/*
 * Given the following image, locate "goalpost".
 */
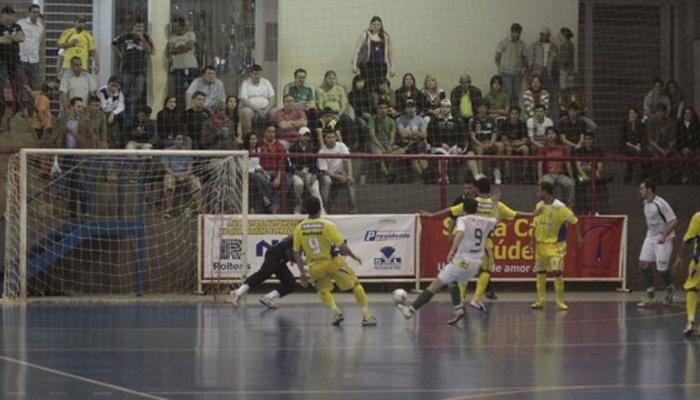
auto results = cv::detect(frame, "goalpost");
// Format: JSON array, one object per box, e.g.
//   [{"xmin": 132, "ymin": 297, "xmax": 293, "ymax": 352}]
[{"xmin": 3, "ymin": 148, "xmax": 249, "ymax": 300}]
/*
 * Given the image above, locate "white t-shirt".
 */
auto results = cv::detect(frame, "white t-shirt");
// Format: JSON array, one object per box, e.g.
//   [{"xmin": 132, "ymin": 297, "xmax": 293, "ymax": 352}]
[
  {"xmin": 317, "ymin": 142, "xmax": 350, "ymax": 174},
  {"xmin": 239, "ymin": 78, "xmax": 275, "ymax": 109},
  {"xmin": 169, "ymin": 31, "xmax": 198, "ymax": 70},
  {"xmin": 527, "ymin": 117, "xmax": 554, "ymax": 143},
  {"xmin": 17, "ymin": 17, "xmax": 44, "ymax": 63},
  {"xmin": 644, "ymin": 195, "xmax": 676, "ymax": 240},
  {"xmin": 453, "ymin": 214, "xmax": 498, "ymax": 261}
]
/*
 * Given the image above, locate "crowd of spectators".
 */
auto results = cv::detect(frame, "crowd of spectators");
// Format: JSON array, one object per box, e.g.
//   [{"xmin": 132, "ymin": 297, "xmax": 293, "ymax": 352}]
[{"xmin": 1, "ymin": 7, "xmax": 696, "ymax": 215}]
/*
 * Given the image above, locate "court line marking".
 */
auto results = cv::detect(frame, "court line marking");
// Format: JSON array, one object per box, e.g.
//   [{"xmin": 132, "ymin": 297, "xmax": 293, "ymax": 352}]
[
  {"xmin": 441, "ymin": 382, "xmax": 700, "ymax": 400},
  {"xmin": 0, "ymin": 355, "xmax": 169, "ymax": 400}
]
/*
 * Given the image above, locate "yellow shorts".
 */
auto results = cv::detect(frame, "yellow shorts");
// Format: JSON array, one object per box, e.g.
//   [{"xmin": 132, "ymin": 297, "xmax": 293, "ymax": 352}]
[
  {"xmin": 535, "ymin": 242, "xmax": 566, "ymax": 272},
  {"xmin": 308, "ymin": 257, "xmax": 358, "ymax": 292},
  {"xmin": 683, "ymin": 261, "xmax": 700, "ymax": 291}
]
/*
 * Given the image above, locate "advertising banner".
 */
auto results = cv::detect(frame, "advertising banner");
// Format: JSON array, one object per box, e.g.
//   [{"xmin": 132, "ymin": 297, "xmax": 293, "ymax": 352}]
[
  {"xmin": 200, "ymin": 214, "xmax": 417, "ymax": 281},
  {"xmin": 420, "ymin": 216, "xmax": 625, "ymax": 280}
]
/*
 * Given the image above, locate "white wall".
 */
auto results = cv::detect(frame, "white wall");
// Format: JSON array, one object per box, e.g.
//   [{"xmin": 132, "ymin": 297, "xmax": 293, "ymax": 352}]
[{"xmin": 278, "ymin": 0, "xmax": 578, "ymax": 93}]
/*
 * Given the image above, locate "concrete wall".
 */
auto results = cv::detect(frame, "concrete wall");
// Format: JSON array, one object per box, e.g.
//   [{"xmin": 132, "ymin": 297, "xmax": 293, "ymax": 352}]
[{"xmin": 277, "ymin": 0, "xmax": 578, "ymax": 95}]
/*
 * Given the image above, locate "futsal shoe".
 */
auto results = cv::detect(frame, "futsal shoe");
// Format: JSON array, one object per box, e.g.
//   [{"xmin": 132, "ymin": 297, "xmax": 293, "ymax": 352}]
[
  {"xmin": 469, "ymin": 300, "xmax": 487, "ymax": 312},
  {"xmin": 636, "ymin": 299, "xmax": 655, "ymax": 308},
  {"xmin": 683, "ymin": 322, "xmax": 697, "ymax": 338},
  {"xmin": 556, "ymin": 301, "xmax": 569, "ymax": 311},
  {"xmin": 230, "ymin": 290, "xmax": 243, "ymax": 308},
  {"xmin": 485, "ymin": 289, "xmax": 498, "ymax": 300},
  {"xmin": 664, "ymin": 285, "xmax": 676, "ymax": 305},
  {"xmin": 361, "ymin": 314, "xmax": 378, "ymax": 327},
  {"xmin": 331, "ymin": 312, "xmax": 345, "ymax": 326},
  {"xmin": 447, "ymin": 305, "xmax": 465, "ymax": 325},
  {"xmin": 530, "ymin": 300, "xmax": 545, "ymax": 309},
  {"xmin": 258, "ymin": 296, "xmax": 279, "ymax": 310},
  {"xmin": 397, "ymin": 304, "xmax": 416, "ymax": 320}
]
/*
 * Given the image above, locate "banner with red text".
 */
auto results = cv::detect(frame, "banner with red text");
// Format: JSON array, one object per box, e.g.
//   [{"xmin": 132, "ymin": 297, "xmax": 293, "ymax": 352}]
[{"xmin": 419, "ymin": 216, "xmax": 626, "ymax": 281}]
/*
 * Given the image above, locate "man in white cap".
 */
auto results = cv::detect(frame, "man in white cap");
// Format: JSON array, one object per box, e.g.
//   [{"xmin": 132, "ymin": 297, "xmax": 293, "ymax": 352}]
[
  {"xmin": 529, "ymin": 27, "xmax": 558, "ymax": 91},
  {"xmin": 288, "ymin": 126, "xmax": 324, "ymax": 214}
]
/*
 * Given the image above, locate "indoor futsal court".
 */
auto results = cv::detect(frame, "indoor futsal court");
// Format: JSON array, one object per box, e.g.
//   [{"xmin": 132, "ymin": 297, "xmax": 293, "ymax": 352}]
[{"xmin": 1, "ymin": 293, "xmax": 697, "ymax": 399}]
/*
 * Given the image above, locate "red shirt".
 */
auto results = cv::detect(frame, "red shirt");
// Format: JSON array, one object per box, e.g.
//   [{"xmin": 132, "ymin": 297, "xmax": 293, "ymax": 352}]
[
  {"xmin": 257, "ymin": 139, "xmax": 287, "ymax": 171},
  {"xmin": 273, "ymin": 107, "xmax": 307, "ymax": 142},
  {"xmin": 538, "ymin": 144, "xmax": 569, "ymax": 175}
]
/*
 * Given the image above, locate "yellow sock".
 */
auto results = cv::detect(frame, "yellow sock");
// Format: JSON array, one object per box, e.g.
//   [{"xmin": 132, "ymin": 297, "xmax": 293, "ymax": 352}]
[
  {"xmin": 688, "ymin": 290, "xmax": 698, "ymax": 323},
  {"xmin": 554, "ymin": 276, "xmax": 565, "ymax": 302},
  {"xmin": 352, "ymin": 284, "xmax": 368, "ymax": 308},
  {"xmin": 459, "ymin": 282, "xmax": 467, "ymax": 301},
  {"xmin": 472, "ymin": 272, "xmax": 490, "ymax": 302},
  {"xmin": 536, "ymin": 272, "xmax": 547, "ymax": 301},
  {"xmin": 319, "ymin": 290, "xmax": 340, "ymax": 314}
]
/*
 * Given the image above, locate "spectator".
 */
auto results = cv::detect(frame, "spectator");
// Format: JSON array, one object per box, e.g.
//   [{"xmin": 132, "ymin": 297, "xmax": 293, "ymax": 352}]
[
  {"xmin": 642, "ymin": 78, "xmax": 671, "ymax": 121},
  {"xmin": 167, "ymin": 17, "xmax": 197, "ymax": 98},
  {"xmin": 619, "ymin": 107, "xmax": 649, "ymax": 183},
  {"xmin": 395, "ymin": 72, "xmax": 421, "ymax": 114},
  {"xmin": 316, "ymin": 70, "xmax": 356, "ymax": 148},
  {"xmin": 557, "ymin": 27, "xmax": 575, "ymax": 90},
  {"xmin": 17, "ymin": 4, "xmax": 43, "ymax": 114},
  {"xmin": 396, "ymin": 99, "xmax": 428, "ymax": 178},
  {"xmin": 574, "ymin": 132, "xmax": 606, "ymax": 214},
  {"xmin": 318, "ymin": 131, "xmax": 357, "ymax": 213},
  {"xmin": 495, "ymin": 23, "xmax": 528, "ymax": 106},
  {"xmin": 469, "ymin": 101, "xmax": 500, "ymax": 183},
  {"xmin": 273, "ymin": 93, "xmax": 308, "ymax": 148},
  {"xmin": 79, "ymin": 96, "xmax": 108, "ymax": 149},
  {"xmin": 529, "ymin": 27, "xmax": 558, "ymax": 90},
  {"xmin": 26, "ymin": 81, "xmax": 56, "ymax": 140},
  {"xmin": 224, "ymin": 95, "xmax": 242, "ymax": 148},
  {"xmin": 258, "ymin": 124, "xmax": 290, "ymax": 213},
  {"xmin": 156, "ymin": 94, "xmax": 183, "ymax": 149},
  {"xmin": 288, "ymin": 127, "xmax": 323, "ymax": 214},
  {"xmin": 559, "ymin": 73, "xmax": 597, "ymax": 133},
  {"xmin": 183, "ymin": 91, "xmax": 211, "ymax": 149},
  {"xmin": 243, "ymin": 132, "xmax": 273, "ymax": 213},
  {"xmin": 368, "ymin": 101, "xmax": 398, "ymax": 182},
  {"xmin": 450, "ymin": 74, "xmax": 483, "ymax": 126},
  {"xmin": 112, "ymin": 16, "xmax": 153, "ymax": 121},
  {"xmin": 420, "ymin": 74, "xmax": 446, "ymax": 122},
  {"xmin": 497, "ymin": 105, "xmax": 530, "ymax": 181},
  {"xmin": 484, "ymin": 75, "xmax": 509, "ymax": 118},
  {"xmin": 347, "ymin": 75, "xmax": 373, "ymax": 150},
  {"xmin": 283, "ymin": 68, "xmax": 316, "ymax": 113},
  {"xmin": 43, "ymin": 97, "xmax": 82, "ymax": 149},
  {"xmin": 201, "ymin": 102, "xmax": 237, "ymax": 150},
  {"xmin": 125, "ymin": 106, "xmax": 156, "ymax": 150},
  {"xmin": 537, "ymin": 127, "xmax": 574, "ymax": 206},
  {"xmin": 162, "ymin": 133, "xmax": 202, "ymax": 218},
  {"xmin": 59, "ymin": 56, "xmax": 97, "ymax": 111},
  {"xmin": 527, "ymin": 104, "xmax": 554, "ymax": 149},
  {"xmin": 675, "ymin": 106, "xmax": 700, "ymax": 183},
  {"xmin": 351, "ymin": 15, "xmax": 394, "ymax": 90},
  {"xmin": 239, "ymin": 64, "xmax": 275, "ymax": 134},
  {"xmin": 522, "ymin": 76, "xmax": 550, "ymax": 119},
  {"xmin": 557, "ymin": 103, "xmax": 588, "ymax": 150},
  {"xmin": 186, "ymin": 65, "xmax": 226, "ymax": 111},
  {"xmin": 666, "ymin": 79, "xmax": 685, "ymax": 119},
  {"xmin": 647, "ymin": 103, "xmax": 677, "ymax": 159},
  {"xmin": 315, "ymin": 107, "xmax": 342, "ymax": 148},
  {"xmin": 427, "ymin": 99, "xmax": 473, "ymax": 183},
  {"xmin": 372, "ymin": 78, "xmax": 397, "ymax": 117},
  {"xmin": 0, "ymin": 6, "xmax": 23, "ymax": 126},
  {"xmin": 96, "ymin": 75, "xmax": 125, "ymax": 147},
  {"xmin": 57, "ymin": 16, "xmax": 97, "ymax": 76}
]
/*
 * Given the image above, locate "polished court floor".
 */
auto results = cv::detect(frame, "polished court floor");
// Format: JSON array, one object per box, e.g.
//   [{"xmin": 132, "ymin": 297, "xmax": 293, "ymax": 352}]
[{"xmin": 0, "ymin": 293, "xmax": 698, "ymax": 399}]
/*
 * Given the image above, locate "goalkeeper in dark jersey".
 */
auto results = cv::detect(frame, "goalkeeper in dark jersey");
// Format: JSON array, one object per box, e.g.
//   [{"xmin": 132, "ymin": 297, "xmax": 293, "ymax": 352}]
[{"xmin": 229, "ymin": 235, "xmax": 303, "ymax": 309}]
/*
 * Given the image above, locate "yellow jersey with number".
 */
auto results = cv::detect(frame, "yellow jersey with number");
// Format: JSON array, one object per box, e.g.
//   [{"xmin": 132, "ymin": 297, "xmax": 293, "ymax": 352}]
[
  {"xmin": 534, "ymin": 199, "xmax": 578, "ymax": 244},
  {"xmin": 293, "ymin": 217, "xmax": 344, "ymax": 266},
  {"xmin": 449, "ymin": 196, "xmax": 517, "ymax": 221}
]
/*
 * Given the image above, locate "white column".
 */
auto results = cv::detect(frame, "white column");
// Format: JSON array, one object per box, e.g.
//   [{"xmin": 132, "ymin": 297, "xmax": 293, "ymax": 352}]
[
  {"xmin": 92, "ymin": 0, "xmax": 113, "ymax": 86},
  {"xmin": 149, "ymin": 0, "xmax": 171, "ymax": 113}
]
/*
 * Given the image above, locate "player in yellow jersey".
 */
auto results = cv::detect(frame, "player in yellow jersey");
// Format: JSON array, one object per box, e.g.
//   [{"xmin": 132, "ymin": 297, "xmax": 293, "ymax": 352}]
[
  {"xmin": 673, "ymin": 211, "xmax": 700, "ymax": 337},
  {"xmin": 292, "ymin": 196, "xmax": 376, "ymax": 326},
  {"xmin": 528, "ymin": 181, "xmax": 584, "ymax": 310},
  {"xmin": 421, "ymin": 177, "xmax": 535, "ymax": 314}
]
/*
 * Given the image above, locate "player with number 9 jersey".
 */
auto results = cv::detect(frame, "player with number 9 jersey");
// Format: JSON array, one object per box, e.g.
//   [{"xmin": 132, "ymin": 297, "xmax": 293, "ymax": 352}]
[{"xmin": 292, "ymin": 218, "xmax": 344, "ymax": 267}]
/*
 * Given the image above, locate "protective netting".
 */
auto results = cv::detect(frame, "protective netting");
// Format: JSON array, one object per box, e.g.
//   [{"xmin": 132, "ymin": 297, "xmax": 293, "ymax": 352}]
[{"xmin": 3, "ymin": 149, "xmax": 248, "ymax": 299}]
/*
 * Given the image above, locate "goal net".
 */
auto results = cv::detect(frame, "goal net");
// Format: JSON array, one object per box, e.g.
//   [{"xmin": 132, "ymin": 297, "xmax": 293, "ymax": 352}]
[{"xmin": 3, "ymin": 149, "xmax": 248, "ymax": 300}]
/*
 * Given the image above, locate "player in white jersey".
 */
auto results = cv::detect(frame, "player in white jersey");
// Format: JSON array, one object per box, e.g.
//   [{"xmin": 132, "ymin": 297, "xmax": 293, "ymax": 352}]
[
  {"xmin": 397, "ymin": 198, "xmax": 498, "ymax": 324},
  {"xmin": 638, "ymin": 179, "xmax": 678, "ymax": 307}
]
